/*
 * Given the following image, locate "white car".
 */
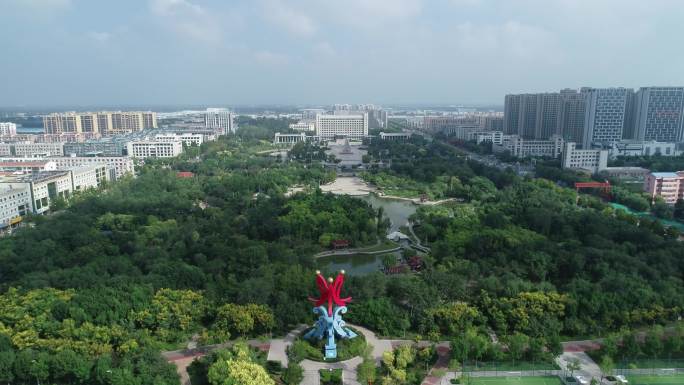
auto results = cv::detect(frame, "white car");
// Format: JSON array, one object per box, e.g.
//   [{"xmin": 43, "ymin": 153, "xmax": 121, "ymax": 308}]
[
  {"xmin": 615, "ymin": 375, "xmax": 628, "ymax": 384},
  {"xmin": 575, "ymin": 376, "xmax": 589, "ymax": 385}
]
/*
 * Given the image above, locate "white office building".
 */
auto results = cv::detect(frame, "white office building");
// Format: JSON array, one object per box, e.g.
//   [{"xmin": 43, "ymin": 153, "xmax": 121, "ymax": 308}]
[
  {"xmin": 0, "ymin": 122, "xmax": 17, "ymax": 136},
  {"xmin": 0, "ymin": 186, "xmax": 31, "ymax": 231},
  {"xmin": 316, "ymin": 114, "xmax": 368, "ymax": 141},
  {"xmin": 0, "ymin": 171, "xmax": 73, "ymax": 214},
  {"xmin": 205, "ymin": 108, "xmax": 235, "ymax": 135},
  {"xmin": 562, "ymin": 142, "xmax": 608, "ymax": 173},
  {"xmin": 126, "ymin": 141, "xmax": 183, "ymax": 158},
  {"xmin": 68, "ymin": 165, "xmax": 109, "ymax": 191}
]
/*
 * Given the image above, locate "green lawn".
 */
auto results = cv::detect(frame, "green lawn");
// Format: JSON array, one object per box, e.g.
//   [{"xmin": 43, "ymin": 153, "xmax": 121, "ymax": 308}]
[
  {"xmin": 627, "ymin": 374, "xmax": 684, "ymax": 385},
  {"xmin": 468, "ymin": 376, "xmax": 562, "ymax": 385}
]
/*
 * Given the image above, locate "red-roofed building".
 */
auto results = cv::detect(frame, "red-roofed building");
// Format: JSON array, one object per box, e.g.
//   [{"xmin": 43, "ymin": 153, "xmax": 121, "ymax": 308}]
[
  {"xmin": 330, "ymin": 239, "xmax": 349, "ymax": 249},
  {"xmin": 177, "ymin": 171, "xmax": 195, "ymax": 178}
]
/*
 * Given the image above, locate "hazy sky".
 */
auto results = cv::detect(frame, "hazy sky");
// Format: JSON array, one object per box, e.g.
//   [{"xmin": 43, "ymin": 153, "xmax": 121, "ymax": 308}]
[{"xmin": 2, "ymin": 0, "xmax": 684, "ymax": 107}]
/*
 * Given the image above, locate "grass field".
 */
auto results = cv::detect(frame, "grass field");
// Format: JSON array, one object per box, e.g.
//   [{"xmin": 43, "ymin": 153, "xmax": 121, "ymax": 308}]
[
  {"xmin": 627, "ymin": 374, "xmax": 684, "ymax": 385},
  {"xmin": 468, "ymin": 376, "xmax": 563, "ymax": 385}
]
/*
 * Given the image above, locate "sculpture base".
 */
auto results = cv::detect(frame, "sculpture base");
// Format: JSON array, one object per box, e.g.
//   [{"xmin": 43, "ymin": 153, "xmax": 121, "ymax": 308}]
[{"xmin": 325, "ymin": 346, "xmax": 337, "ymax": 359}]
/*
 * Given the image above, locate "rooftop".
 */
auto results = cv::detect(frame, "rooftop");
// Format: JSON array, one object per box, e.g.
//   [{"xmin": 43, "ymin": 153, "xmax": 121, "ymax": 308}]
[
  {"xmin": 651, "ymin": 172, "xmax": 680, "ymax": 178},
  {"xmin": 0, "ymin": 170, "xmax": 70, "ymax": 183}
]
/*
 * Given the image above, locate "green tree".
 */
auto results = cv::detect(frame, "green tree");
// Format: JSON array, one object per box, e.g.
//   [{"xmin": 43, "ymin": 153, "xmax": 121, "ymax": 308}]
[{"xmin": 282, "ymin": 362, "xmax": 303, "ymax": 385}]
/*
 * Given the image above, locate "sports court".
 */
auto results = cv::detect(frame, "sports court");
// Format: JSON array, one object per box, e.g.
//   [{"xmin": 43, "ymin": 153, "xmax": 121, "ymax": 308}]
[
  {"xmin": 627, "ymin": 374, "xmax": 684, "ymax": 385},
  {"xmin": 468, "ymin": 376, "xmax": 563, "ymax": 385}
]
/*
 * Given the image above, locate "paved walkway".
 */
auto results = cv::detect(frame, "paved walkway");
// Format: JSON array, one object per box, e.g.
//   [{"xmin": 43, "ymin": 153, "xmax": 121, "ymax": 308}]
[
  {"xmin": 557, "ymin": 351, "xmax": 603, "ymax": 381},
  {"xmin": 267, "ymin": 324, "xmax": 308, "ymax": 367},
  {"xmin": 301, "ymin": 357, "xmax": 363, "ymax": 385}
]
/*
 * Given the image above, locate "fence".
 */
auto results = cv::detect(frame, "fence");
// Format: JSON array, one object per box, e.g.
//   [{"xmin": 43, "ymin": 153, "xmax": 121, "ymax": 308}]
[{"xmin": 461, "ymin": 361, "xmax": 561, "ymax": 377}]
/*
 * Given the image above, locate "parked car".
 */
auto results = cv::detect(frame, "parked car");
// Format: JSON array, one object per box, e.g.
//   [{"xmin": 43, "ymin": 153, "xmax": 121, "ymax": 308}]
[{"xmin": 575, "ymin": 376, "xmax": 589, "ymax": 385}]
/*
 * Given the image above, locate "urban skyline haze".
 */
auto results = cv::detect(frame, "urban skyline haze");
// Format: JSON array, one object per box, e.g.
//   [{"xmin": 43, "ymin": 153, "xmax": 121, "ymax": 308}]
[{"xmin": 2, "ymin": 0, "xmax": 684, "ymax": 107}]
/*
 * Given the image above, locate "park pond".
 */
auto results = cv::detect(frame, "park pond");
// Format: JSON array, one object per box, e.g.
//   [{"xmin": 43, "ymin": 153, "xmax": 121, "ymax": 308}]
[{"xmin": 317, "ymin": 188, "xmax": 419, "ymax": 276}]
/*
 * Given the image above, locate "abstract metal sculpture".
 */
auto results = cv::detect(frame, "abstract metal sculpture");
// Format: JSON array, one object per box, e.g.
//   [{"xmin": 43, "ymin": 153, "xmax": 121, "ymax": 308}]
[{"xmin": 304, "ymin": 270, "xmax": 357, "ymax": 359}]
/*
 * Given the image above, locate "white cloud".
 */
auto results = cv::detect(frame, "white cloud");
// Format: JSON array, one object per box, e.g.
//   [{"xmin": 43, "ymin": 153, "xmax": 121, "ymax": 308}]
[
  {"xmin": 148, "ymin": 0, "xmax": 221, "ymax": 44},
  {"xmin": 262, "ymin": 0, "xmax": 316, "ymax": 37},
  {"xmin": 87, "ymin": 31, "xmax": 112, "ymax": 43},
  {"xmin": 10, "ymin": 0, "xmax": 71, "ymax": 9},
  {"xmin": 254, "ymin": 50, "xmax": 290, "ymax": 66},
  {"xmin": 313, "ymin": 42, "xmax": 336, "ymax": 57}
]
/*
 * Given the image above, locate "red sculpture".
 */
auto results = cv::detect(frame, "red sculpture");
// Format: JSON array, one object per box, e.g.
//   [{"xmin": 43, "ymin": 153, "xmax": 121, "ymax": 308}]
[{"xmin": 309, "ymin": 270, "xmax": 352, "ymax": 316}]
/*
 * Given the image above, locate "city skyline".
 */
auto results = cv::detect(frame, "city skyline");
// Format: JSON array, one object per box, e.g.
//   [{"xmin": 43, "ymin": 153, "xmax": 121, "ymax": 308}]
[{"xmin": 3, "ymin": 0, "xmax": 684, "ymax": 106}]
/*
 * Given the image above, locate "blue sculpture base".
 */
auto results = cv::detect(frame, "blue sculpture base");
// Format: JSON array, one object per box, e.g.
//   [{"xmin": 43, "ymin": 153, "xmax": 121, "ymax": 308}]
[{"xmin": 304, "ymin": 305, "xmax": 357, "ymax": 360}]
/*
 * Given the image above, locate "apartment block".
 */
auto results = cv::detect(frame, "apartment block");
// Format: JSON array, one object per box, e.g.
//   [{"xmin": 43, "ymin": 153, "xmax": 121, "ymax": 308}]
[{"xmin": 43, "ymin": 111, "xmax": 157, "ymax": 136}]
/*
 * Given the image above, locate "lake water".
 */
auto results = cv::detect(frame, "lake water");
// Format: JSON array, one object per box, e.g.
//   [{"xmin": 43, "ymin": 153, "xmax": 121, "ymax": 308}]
[{"xmin": 316, "ymin": 193, "xmax": 418, "ymax": 276}]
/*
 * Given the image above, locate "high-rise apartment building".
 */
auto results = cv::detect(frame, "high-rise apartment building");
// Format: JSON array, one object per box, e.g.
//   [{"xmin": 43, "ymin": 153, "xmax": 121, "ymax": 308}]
[
  {"xmin": 43, "ymin": 112, "xmax": 82, "ymax": 134},
  {"xmin": 504, "ymin": 94, "xmax": 521, "ymax": 135},
  {"xmin": 634, "ymin": 87, "xmax": 684, "ymax": 142},
  {"xmin": 557, "ymin": 89, "xmax": 588, "ymax": 144},
  {"xmin": 205, "ymin": 108, "xmax": 235, "ymax": 135},
  {"xmin": 504, "ymin": 93, "xmax": 561, "ymax": 139},
  {"xmin": 316, "ymin": 114, "xmax": 368, "ymax": 140},
  {"xmin": 582, "ymin": 88, "xmax": 633, "ymax": 148},
  {"xmin": 43, "ymin": 111, "xmax": 156, "ymax": 135},
  {"xmin": 536, "ymin": 93, "xmax": 561, "ymax": 139},
  {"xmin": 0, "ymin": 122, "xmax": 17, "ymax": 136}
]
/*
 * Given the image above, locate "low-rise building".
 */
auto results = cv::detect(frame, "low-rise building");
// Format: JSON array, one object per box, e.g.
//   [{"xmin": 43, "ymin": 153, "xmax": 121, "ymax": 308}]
[
  {"xmin": 608, "ymin": 141, "xmax": 681, "ymax": 159},
  {"xmin": 126, "ymin": 140, "xmax": 183, "ymax": 158},
  {"xmin": 51, "ymin": 156, "xmax": 133, "ymax": 179},
  {"xmin": 289, "ymin": 122, "xmax": 316, "ymax": 132},
  {"xmin": 494, "ymin": 135, "xmax": 565, "ymax": 158},
  {"xmin": 274, "ymin": 132, "xmax": 308, "ymax": 145},
  {"xmin": 561, "ymin": 142, "xmax": 609, "ymax": 173},
  {"xmin": 475, "ymin": 131, "xmax": 505, "ymax": 145},
  {"xmin": 0, "ymin": 160, "xmax": 57, "ymax": 174},
  {"xmin": 12, "ymin": 142, "xmax": 65, "ymax": 157},
  {"xmin": 379, "ymin": 132, "xmax": 411, "ymax": 141},
  {"xmin": 599, "ymin": 167, "xmax": 651, "ymax": 181},
  {"xmin": 644, "ymin": 171, "xmax": 684, "ymax": 204},
  {"xmin": 154, "ymin": 132, "xmax": 203, "ymax": 147}
]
